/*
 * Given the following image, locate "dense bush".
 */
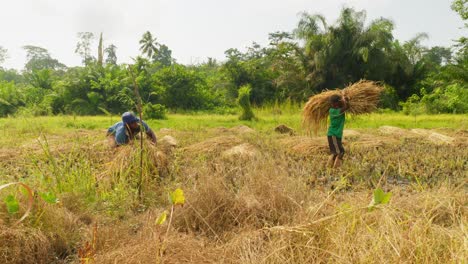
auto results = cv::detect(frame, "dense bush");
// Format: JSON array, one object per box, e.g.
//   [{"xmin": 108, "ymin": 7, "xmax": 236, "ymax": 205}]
[
  {"xmin": 400, "ymin": 83, "xmax": 468, "ymax": 115},
  {"xmin": 144, "ymin": 103, "xmax": 167, "ymax": 119},
  {"xmin": 421, "ymin": 84, "xmax": 468, "ymax": 113},
  {"xmin": 237, "ymin": 84, "xmax": 255, "ymax": 120}
]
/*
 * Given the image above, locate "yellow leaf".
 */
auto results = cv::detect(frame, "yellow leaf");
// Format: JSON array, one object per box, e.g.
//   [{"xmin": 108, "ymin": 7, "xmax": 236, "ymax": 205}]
[
  {"xmin": 170, "ymin": 188, "xmax": 185, "ymax": 206},
  {"xmin": 155, "ymin": 211, "xmax": 167, "ymax": 225}
]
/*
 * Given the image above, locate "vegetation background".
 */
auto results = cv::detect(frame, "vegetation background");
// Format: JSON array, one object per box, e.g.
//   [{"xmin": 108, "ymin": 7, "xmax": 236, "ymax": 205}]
[{"xmin": 0, "ymin": 2, "xmax": 467, "ymax": 118}]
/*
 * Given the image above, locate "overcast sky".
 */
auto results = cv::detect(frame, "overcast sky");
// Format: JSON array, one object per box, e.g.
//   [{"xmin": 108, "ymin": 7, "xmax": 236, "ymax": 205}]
[{"xmin": 0, "ymin": 0, "xmax": 465, "ymax": 70}]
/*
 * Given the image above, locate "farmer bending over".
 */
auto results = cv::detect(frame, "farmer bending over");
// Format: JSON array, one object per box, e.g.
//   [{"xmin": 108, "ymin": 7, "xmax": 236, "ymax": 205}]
[
  {"xmin": 327, "ymin": 94, "xmax": 348, "ymax": 168},
  {"xmin": 107, "ymin": 112, "xmax": 157, "ymax": 146}
]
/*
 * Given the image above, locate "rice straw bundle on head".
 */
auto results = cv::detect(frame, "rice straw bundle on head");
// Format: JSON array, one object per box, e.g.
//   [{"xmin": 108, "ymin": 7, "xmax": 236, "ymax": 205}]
[{"xmin": 302, "ymin": 80, "xmax": 383, "ymax": 134}]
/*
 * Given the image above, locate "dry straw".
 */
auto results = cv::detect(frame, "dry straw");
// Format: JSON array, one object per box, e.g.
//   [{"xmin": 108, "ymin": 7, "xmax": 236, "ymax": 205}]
[{"xmin": 303, "ymin": 80, "xmax": 384, "ymax": 134}]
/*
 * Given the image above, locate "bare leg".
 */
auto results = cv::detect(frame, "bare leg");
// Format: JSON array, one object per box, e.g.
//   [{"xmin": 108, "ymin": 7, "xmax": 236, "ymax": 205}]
[
  {"xmin": 327, "ymin": 154, "xmax": 336, "ymax": 168},
  {"xmin": 333, "ymin": 156, "xmax": 342, "ymax": 168}
]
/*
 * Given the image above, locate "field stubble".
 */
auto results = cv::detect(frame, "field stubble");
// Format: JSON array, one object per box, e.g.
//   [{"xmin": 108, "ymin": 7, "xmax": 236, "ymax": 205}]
[{"xmin": 0, "ymin": 120, "xmax": 467, "ymax": 263}]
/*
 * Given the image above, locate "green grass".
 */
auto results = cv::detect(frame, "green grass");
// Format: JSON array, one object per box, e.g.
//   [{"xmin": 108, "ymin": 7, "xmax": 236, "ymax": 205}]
[{"xmin": 0, "ymin": 112, "xmax": 466, "ymax": 138}]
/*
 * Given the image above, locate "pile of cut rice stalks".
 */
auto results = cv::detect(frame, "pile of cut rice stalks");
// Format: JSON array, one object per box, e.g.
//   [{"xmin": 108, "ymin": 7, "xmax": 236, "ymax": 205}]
[{"xmin": 303, "ymin": 80, "xmax": 383, "ymax": 134}]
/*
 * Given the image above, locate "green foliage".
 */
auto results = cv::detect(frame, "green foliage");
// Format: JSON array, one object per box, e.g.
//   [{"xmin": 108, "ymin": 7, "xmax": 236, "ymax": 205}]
[
  {"xmin": 139, "ymin": 31, "xmax": 158, "ymax": 59},
  {"xmin": 4, "ymin": 194, "xmax": 19, "ymax": 214},
  {"xmin": 401, "ymin": 84, "xmax": 468, "ymax": 114},
  {"xmin": 421, "ymin": 84, "xmax": 468, "ymax": 113},
  {"xmin": 379, "ymin": 85, "xmax": 400, "ymax": 110},
  {"xmin": 156, "ymin": 210, "xmax": 168, "ymax": 225},
  {"xmin": 75, "ymin": 32, "xmax": 95, "ymax": 65},
  {"xmin": 237, "ymin": 85, "xmax": 255, "ymax": 120},
  {"xmin": 144, "ymin": 103, "xmax": 167, "ymax": 119},
  {"xmin": 39, "ymin": 192, "xmax": 59, "ymax": 204},
  {"xmin": 169, "ymin": 188, "xmax": 185, "ymax": 206},
  {"xmin": 368, "ymin": 188, "xmax": 392, "ymax": 210},
  {"xmin": 155, "ymin": 65, "xmax": 214, "ymax": 110},
  {"xmin": 400, "ymin": 94, "xmax": 425, "ymax": 116},
  {"xmin": 23, "ymin": 45, "xmax": 65, "ymax": 72},
  {"xmin": 104, "ymin": 44, "xmax": 118, "ymax": 65},
  {"xmin": 0, "ymin": 81, "xmax": 23, "ymax": 116}
]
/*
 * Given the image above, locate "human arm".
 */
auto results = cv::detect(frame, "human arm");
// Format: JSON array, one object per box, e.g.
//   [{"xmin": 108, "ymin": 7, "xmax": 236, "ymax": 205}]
[
  {"xmin": 340, "ymin": 95, "xmax": 349, "ymax": 114},
  {"xmin": 141, "ymin": 121, "xmax": 157, "ymax": 144},
  {"xmin": 146, "ymin": 130, "xmax": 157, "ymax": 144}
]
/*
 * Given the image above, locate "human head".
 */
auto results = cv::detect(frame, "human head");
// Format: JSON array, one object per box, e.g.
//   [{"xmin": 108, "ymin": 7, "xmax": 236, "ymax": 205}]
[
  {"xmin": 329, "ymin": 94, "xmax": 342, "ymax": 107},
  {"xmin": 122, "ymin": 112, "xmax": 139, "ymax": 129}
]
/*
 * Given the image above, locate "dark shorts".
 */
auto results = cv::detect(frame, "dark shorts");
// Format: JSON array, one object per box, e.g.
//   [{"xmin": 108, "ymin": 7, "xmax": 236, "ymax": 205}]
[{"xmin": 328, "ymin": 136, "xmax": 345, "ymax": 159}]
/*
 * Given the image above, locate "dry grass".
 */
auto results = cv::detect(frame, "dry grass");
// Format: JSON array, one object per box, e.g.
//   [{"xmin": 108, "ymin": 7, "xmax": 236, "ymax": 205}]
[
  {"xmin": 0, "ymin": 123, "xmax": 467, "ymax": 264},
  {"xmin": 93, "ymin": 214, "xmax": 222, "ymax": 264},
  {"xmin": 218, "ymin": 185, "xmax": 467, "ymax": 264},
  {"xmin": 0, "ymin": 204, "xmax": 83, "ymax": 264},
  {"xmin": 278, "ymin": 136, "xmax": 329, "ymax": 157},
  {"xmin": 0, "ymin": 226, "xmax": 52, "ymax": 264},
  {"xmin": 221, "ymin": 143, "xmax": 259, "ymax": 160},
  {"xmin": 98, "ymin": 142, "xmax": 169, "ymax": 182},
  {"xmin": 303, "ymin": 80, "xmax": 383, "ymax": 134},
  {"xmin": 183, "ymin": 136, "xmax": 243, "ymax": 155}
]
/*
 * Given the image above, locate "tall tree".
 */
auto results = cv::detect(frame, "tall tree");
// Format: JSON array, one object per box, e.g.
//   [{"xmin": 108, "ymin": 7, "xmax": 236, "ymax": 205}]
[
  {"xmin": 105, "ymin": 44, "xmax": 118, "ymax": 65},
  {"xmin": 0, "ymin": 46, "xmax": 7, "ymax": 66},
  {"xmin": 97, "ymin": 33, "xmax": 104, "ymax": 67},
  {"xmin": 403, "ymin": 33, "xmax": 429, "ymax": 65},
  {"xmin": 22, "ymin": 45, "xmax": 65, "ymax": 72},
  {"xmin": 75, "ymin": 32, "xmax": 95, "ymax": 65},
  {"xmin": 139, "ymin": 31, "xmax": 158, "ymax": 59},
  {"xmin": 451, "ymin": 0, "xmax": 468, "ymax": 58},
  {"xmin": 153, "ymin": 44, "xmax": 172, "ymax": 66}
]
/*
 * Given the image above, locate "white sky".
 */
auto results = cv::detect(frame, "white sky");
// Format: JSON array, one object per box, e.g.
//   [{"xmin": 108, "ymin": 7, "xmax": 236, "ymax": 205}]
[{"xmin": 0, "ymin": 0, "xmax": 465, "ymax": 70}]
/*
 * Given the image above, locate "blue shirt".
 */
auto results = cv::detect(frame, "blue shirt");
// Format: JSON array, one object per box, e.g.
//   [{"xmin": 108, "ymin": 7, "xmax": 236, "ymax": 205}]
[{"xmin": 107, "ymin": 121, "xmax": 152, "ymax": 145}]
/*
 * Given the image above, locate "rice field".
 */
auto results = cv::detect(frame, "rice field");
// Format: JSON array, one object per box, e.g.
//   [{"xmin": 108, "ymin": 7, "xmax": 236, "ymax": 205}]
[{"xmin": 0, "ymin": 112, "xmax": 467, "ymax": 263}]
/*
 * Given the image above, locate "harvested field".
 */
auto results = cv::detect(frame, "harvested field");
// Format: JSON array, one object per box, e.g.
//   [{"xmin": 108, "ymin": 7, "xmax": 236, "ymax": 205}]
[
  {"xmin": 183, "ymin": 136, "xmax": 243, "ymax": 155},
  {"xmin": 379, "ymin": 125, "xmax": 407, "ymax": 136},
  {"xmin": 221, "ymin": 143, "xmax": 259, "ymax": 160},
  {"xmin": 410, "ymin": 128, "xmax": 455, "ymax": 145},
  {"xmin": 278, "ymin": 136, "xmax": 329, "ymax": 157},
  {"xmin": 0, "ymin": 115, "xmax": 467, "ymax": 264}
]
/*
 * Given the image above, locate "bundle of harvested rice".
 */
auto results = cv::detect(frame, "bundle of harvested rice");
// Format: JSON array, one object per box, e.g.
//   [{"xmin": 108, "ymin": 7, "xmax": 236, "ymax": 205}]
[
  {"xmin": 98, "ymin": 143, "xmax": 168, "ymax": 182},
  {"xmin": 303, "ymin": 80, "xmax": 383, "ymax": 134},
  {"xmin": 221, "ymin": 143, "xmax": 259, "ymax": 160},
  {"xmin": 183, "ymin": 136, "xmax": 243, "ymax": 155},
  {"xmin": 279, "ymin": 136, "xmax": 328, "ymax": 157}
]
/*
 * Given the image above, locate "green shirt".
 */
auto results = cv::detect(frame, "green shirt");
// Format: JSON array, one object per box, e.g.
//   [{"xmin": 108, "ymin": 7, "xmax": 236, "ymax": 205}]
[{"xmin": 327, "ymin": 107, "xmax": 345, "ymax": 138}]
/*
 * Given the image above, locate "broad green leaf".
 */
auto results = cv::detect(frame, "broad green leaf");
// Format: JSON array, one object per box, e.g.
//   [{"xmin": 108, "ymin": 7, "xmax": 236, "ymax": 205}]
[
  {"xmin": 156, "ymin": 211, "xmax": 168, "ymax": 225},
  {"xmin": 368, "ymin": 188, "xmax": 392, "ymax": 209},
  {"xmin": 4, "ymin": 195, "xmax": 19, "ymax": 214},
  {"xmin": 170, "ymin": 188, "xmax": 185, "ymax": 206},
  {"xmin": 381, "ymin": 192, "xmax": 392, "ymax": 205},
  {"xmin": 39, "ymin": 192, "xmax": 59, "ymax": 204}
]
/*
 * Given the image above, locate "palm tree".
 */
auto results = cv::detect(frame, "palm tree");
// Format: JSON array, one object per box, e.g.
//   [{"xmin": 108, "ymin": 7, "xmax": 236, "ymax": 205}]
[{"xmin": 139, "ymin": 31, "xmax": 158, "ymax": 59}]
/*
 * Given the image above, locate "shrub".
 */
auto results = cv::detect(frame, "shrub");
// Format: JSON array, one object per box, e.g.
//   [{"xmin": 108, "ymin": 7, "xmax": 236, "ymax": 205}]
[
  {"xmin": 421, "ymin": 84, "xmax": 468, "ymax": 114},
  {"xmin": 237, "ymin": 85, "xmax": 255, "ymax": 120},
  {"xmin": 379, "ymin": 84, "xmax": 400, "ymax": 110},
  {"xmin": 144, "ymin": 103, "xmax": 167, "ymax": 119},
  {"xmin": 399, "ymin": 94, "xmax": 425, "ymax": 116}
]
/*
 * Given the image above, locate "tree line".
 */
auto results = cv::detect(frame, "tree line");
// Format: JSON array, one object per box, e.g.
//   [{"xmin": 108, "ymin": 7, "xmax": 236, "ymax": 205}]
[{"xmin": 0, "ymin": 4, "xmax": 467, "ymax": 117}]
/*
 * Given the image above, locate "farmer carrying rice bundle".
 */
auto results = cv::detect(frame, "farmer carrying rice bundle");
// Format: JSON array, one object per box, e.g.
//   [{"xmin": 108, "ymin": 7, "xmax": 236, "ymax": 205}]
[
  {"xmin": 303, "ymin": 80, "xmax": 383, "ymax": 168},
  {"xmin": 107, "ymin": 112, "xmax": 157, "ymax": 147}
]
